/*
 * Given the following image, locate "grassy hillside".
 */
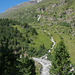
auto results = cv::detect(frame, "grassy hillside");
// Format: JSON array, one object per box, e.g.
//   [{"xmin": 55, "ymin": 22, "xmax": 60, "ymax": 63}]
[
  {"xmin": 13, "ymin": 25, "xmax": 52, "ymax": 57},
  {"xmin": 0, "ymin": 0, "xmax": 75, "ymax": 64}
]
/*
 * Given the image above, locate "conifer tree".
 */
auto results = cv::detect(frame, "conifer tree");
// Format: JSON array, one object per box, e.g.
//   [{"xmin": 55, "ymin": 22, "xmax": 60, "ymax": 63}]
[
  {"xmin": 50, "ymin": 41, "xmax": 71, "ymax": 75},
  {"xmin": 0, "ymin": 39, "xmax": 20, "ymax": 75},
  {"xmin": 19, "ymin": 55, "xmax": 36, "ymax": 75}
]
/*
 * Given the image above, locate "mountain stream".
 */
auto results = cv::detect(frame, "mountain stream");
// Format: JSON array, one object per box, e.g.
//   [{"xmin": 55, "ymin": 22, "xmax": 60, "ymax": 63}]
[{"xmin": 33, "ymin": 37, "xmax": 55, "ymax": 75}]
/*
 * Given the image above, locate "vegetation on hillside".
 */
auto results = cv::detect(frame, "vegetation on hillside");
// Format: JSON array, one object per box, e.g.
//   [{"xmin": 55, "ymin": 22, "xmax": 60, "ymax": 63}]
[
  {"xmin": 0, "ymin": 19, "xmax": 51, "ymax": 57},
  {"xmin": 0, "ymin": 0, "xmax": 75, "ymax": 74},
  {"xmin": 0, "ymin": 37, "xmax": 36, "ymax": 75},
  {"xmin": 0, "ymin": 18, "xmax": 52, "ymax": 74},
  {"xmin": 50, "ymin": 41, "xmax": 71, "ymax": 75}
]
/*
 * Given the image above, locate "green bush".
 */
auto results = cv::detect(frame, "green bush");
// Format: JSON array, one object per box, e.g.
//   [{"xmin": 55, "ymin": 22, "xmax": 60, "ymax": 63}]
[{"xmin": 60, "ymin": 22, "xmax": 70, "ymax": 27}]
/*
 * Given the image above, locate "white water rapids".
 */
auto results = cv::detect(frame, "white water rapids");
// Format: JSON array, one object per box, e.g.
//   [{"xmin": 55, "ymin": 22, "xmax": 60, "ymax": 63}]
[{"xmin": 33, "ymin": 37, "xmax": 55, "ymax": 75}]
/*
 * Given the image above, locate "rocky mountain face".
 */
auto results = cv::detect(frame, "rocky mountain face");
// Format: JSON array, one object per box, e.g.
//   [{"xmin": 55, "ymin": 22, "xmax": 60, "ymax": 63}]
[
  {"xmin": 0, "ymin": 0, "xmax": 43, "ymax": 18},
  {"xmin": 4, "ymin": 1, "xmax": 37, "ymax": 13},
  {"xmin": 30, "ymin": 0, "xmax": 42, "ymax": 3},
  {"xmin": 3, "ymin": 0, "xmax": 42, "ymax": 13}
]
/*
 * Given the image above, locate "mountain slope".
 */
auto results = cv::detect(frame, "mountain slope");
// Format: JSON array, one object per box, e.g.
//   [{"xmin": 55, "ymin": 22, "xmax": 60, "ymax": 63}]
[{"xmin": 0, "ymin": 0, "xmax": 75, "ymax": 64}]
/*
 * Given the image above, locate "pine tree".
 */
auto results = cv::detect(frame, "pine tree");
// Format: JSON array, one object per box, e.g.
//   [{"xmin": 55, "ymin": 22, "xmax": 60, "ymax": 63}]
[
  {"xmin": 50, "ymin": 41, "xmax": 71, "ymax": 75},
  {"xmin": 0, "ymin": 39, "xmax": 20, "ymax": 75},
  {"xmin": 19, "ymin": 55, "xmax": 36, "ymax": 75}
]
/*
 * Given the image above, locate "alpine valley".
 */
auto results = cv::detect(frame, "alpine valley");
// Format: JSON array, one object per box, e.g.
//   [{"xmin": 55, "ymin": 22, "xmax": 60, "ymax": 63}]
[{"xmin": 0, "ymin": 0, "xmax": 75, "ymax": 75}]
